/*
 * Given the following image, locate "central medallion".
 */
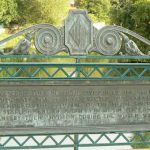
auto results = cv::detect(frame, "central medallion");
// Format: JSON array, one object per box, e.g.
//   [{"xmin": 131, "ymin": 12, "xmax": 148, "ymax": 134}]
[{"xmin": 65, "ymin": 10, "xmax": 93, "ymax": 55}]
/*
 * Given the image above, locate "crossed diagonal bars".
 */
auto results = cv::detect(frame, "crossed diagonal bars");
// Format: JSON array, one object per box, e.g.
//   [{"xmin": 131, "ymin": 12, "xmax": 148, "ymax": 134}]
[
  {"xmin": 0, "ymin": 62, "xmax": 149, "ymax": 80},
  {"xmin": 0, "ymin": 131, "xmax": 149, "ymax": 149}
]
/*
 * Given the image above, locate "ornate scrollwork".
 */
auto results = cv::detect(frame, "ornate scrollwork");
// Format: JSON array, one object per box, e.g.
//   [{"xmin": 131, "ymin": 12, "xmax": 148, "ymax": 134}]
[
  {"xmin": 95, "ymin": 25, "xmax": 150, "ymax": 56},
  {"xmin": 95, "ymin": 26, "xmax": 122, "ymax": 55},
  {"xmin": 0, "ymin": 10, "xmax": 150, "ymax": 56},
  {"xmin": 35, "ymin": 26, "xmax": 61, "ymax": 54},
  {"xmin": 0, "ymin": 24, "xmax": 64, "ymax": 55}
]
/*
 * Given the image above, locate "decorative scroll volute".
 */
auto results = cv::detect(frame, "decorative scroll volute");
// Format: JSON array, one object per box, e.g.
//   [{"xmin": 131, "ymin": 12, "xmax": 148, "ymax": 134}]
[{"xmin": 65, "ymin": 10, "xmax": 93, "ymax": 55}]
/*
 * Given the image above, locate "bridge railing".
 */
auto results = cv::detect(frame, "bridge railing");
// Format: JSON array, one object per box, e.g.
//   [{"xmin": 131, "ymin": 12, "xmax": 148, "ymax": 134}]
[{"xmin": 0, "ymin": 10, "xmax": 150, "ymax": 150}]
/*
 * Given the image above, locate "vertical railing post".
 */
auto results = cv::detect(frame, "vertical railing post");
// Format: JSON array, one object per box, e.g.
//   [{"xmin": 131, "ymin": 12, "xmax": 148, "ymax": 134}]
[
  {"xmin": 74, "ymin": 134, "xmax": 79, "ymax": 150},
  {"xmin": 76, "ymin": 58, "xmax": 80, "ymax": 78}
]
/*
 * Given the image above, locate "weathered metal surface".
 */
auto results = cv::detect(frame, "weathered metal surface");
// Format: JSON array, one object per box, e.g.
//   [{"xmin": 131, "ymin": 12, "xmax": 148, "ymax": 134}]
[
  {"xmin": 0, "ymin": 80, "xmax": 149, "ymax": 134},
  {"xmin": 0, "ymin": 10, "xmax": 150, "ymax": 55},
  {"xmin": 95, "ymin": 26, "xmax": 122, "ymax": 55},
  {"xmin": 65, "ymin": 10, "xmax": 93, "ymax": 55},
  {"xmin": 35, "ymin": 26, "xmax": 62, "ymax": 54}
]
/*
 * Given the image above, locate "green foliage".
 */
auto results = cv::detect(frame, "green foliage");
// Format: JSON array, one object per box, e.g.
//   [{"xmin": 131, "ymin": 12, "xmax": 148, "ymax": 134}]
[
  {"xmin": 75, "ymin": 0, "xmax": 111, "ymax": 23},
  {"xmin": 37, "ymin": 0, "xmax": 69, "ymax": 25},
  {"xmin": 110, "ymin": 0, "xmax": 150, "ymax": 32},
  {"xmin": 132, "ymin": 132, "xmax": 150, "ymax": 149},
  {"xmin": 16, "ymin": 0, "xmax": 42, "ymax": 25},
  {"xmin": 110, "ymin": 1, "xmax": 135, "ymax": 29},
  {"xmin": 110, "ymin": 0, "xmax": 150, "ymax": 52},
  {"xmin": 17, "ymin": 0, "xmax": 69, "ymax": 26},
  {"xmin": 132, "ymin": 0, "xmax": 150, "ymax": 39},
  {"xmin": 0, "ymin": 0, "xmax": 18, "ymax": 25},
  {"xmin": 0, "ymin": 0, "xmax": 69, "ymax": 26}
]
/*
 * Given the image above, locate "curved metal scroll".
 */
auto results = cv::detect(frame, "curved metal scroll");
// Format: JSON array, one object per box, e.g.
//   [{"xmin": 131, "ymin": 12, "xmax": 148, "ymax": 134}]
[{"xmin": 0, "ymin": 10, "xmax": 150, "ymax": 56}]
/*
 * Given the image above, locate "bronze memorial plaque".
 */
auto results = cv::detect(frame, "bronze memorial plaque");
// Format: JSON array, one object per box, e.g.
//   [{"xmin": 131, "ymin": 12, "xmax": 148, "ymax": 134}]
[{"xmin": 0, "ymin": 80, "xmax": 150, "ymax": 134}]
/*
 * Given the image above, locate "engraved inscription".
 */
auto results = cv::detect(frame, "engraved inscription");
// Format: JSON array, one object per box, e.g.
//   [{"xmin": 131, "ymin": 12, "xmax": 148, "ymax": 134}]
[{"xmin": 0, "ymin": 81, "xmax": 150, "ymax": 133}]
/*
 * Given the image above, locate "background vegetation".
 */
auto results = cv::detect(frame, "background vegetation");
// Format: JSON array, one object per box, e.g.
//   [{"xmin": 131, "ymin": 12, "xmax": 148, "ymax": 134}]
[
  {"xmin": 0, "ymin": 0, "xmax": 69, "ymax": 26},
  {"xmin": 75, "ymin": 0, "xmax": 111, "ymax": 23},
  {"xmin": 76, "ymin": 0, "xmax": 150, "ymax": 51}
]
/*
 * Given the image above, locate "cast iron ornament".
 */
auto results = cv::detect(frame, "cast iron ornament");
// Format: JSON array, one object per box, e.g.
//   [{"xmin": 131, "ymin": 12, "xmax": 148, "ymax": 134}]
[
  {"xmin": 95, "ymin": 26, "xmax": 122, "ymax": 55},
  {"xmin": 35, "ymin": 26, "xmax": 62, "ymax": 54},
  {"xmin": 0, "ymin": 10, "xmax": 150, "ymax": 56}
]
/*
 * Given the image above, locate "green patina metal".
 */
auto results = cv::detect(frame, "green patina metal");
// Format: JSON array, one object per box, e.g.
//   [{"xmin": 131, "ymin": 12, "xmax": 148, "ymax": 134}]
[
  {"xmin": 0, "ymin": 131, "xmax": 149, "ymax": 149},
  {"xmin": 0, "ymin": 57, "xmax": 149, "ymax": 80},
  {"xmin": 0, "ymin": 10, "xmax": 150, "ymax": 149}
]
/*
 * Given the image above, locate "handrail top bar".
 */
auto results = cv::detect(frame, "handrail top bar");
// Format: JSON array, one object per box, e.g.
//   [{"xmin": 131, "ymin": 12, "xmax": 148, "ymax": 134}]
[
  {"xmin": 0, "ymin": 62, "xmax": 149, "ymax": 66},
  {"xmin": 0, "ymin": 55, "xmax": 149, "ymax": 59}
]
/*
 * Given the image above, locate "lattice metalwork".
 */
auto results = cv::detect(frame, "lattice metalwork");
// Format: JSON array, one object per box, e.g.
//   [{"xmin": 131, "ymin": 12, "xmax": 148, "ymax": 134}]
[
  {"xmin": 0, "ymin": 62, "xmax": 149, "ymax": 80},
  {"xmin": 0, "ymin": 131, "xmax": 149, "ymax": 149}
]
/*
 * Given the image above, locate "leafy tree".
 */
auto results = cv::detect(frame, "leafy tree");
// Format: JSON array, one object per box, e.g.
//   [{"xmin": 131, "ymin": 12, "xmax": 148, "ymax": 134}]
[
  {"xmin": 37, "ymin": 0, "xmax": 69, "ymax": 25},
  {"xmin": 0, "ymin": 0, "xmax": 18, "ymax": 25},
  {"xmin": 0, "ymin": 0, "xmax": 69, "ymax": 26},
  {"xmin": 110, "ymin": 0, "xmax": 150, "ymax": 31},
  {"xmin": 110, "ymin": 0, "xmax": 150, "ymax": 52},
  {"xmin": 75, "ymin": 0, "xmax": 111, "ymax": 23},
  {"xmin": 131, "ymin": 0, "xmax": 150, "ymax": 40},
  {"xmin": 16, "ymin": 0, "xmax": 42, "ymax": 25},
  {"xmin": 18, "ymin": 0, "xmax": 69, "ymax": 26}
]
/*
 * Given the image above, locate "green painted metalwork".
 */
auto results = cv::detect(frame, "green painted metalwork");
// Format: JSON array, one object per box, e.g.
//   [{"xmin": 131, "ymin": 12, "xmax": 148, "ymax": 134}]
[
  {"xmin": 0, "ymin": 55, "xmax": 150, "ymax": 59},
  {"xmin": 0, "ymin": 61, "xmax": 149, "ymax": 80},
  {"xmin": 0, "ymin": 131, "xmax": 149, "ymax": 149},
  {"xmin": 0, "ymin": 55, "xmax": 149, "ymax": 149}
]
